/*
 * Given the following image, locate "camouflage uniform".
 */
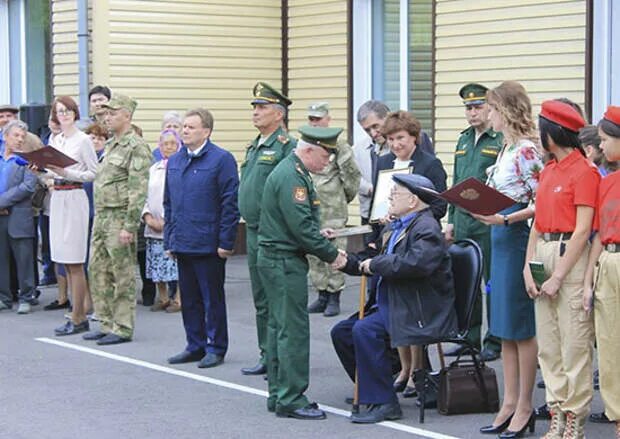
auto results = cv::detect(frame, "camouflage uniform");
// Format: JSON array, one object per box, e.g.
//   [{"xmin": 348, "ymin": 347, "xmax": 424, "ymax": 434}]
[
  {"xmin": 307, "ymin": 139, "xmax": 360, "ymax": 301},
  {"xmin": 89, "ymin": 128, "xmax": 151, "ymax": 338}
]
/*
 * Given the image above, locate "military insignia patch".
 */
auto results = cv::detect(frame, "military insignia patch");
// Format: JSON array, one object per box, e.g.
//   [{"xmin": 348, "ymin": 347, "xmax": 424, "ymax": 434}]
[
  {"xmin": 277, "ymin": 134, "xmax": 290, "ymax": 144},
  {"xmin": 293, "ymin": 186, "xmax": 307, "ymax": 202}
]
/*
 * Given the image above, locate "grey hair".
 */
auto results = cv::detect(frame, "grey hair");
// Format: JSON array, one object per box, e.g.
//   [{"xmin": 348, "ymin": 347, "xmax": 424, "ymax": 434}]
[
  {"xmin": 296, "ymin": 139, "xmax": 316, "ymax": 150},
  {"xmin": 357, "ymin": 100, "xmax": 390, "ymax": 123},
  {"xmin": 161, "ymin": 110, "xmax": 182, "ymax": 129},
  {"xmin": 273, "ymin": 103, "xmax": 287, "ymax": 119},
  {"xmin": 3, "ymin": 119, "xmax": 28, "ymax": 135}
]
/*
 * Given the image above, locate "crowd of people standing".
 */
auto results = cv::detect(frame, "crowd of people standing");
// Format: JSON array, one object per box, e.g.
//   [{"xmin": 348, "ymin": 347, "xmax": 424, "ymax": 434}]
[{"xmin": 0, "ymin": 79, "xmax": 618, "ymax": 438}]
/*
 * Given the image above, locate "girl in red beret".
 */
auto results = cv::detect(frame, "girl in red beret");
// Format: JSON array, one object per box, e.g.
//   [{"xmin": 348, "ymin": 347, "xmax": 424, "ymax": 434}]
[
  {"xmin": 582, "ymin": 106, "xmax": 620, "ymax": 438},
  {"xmin": 524, "ymin": 99, "xmax": 600, "ymax": 439}
]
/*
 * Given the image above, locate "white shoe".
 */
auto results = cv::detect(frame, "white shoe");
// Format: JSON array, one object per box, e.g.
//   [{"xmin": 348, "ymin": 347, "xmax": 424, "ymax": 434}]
[{"xmin": 17, "ymin": 302, "xmax": 31, "ymax": 314}]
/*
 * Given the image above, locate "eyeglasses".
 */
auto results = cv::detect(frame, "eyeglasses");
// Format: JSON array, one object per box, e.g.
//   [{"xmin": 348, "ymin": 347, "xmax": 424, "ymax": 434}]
[{"xmin": 57, "ymin": 109, "xmax": 74, "ymax": 116}]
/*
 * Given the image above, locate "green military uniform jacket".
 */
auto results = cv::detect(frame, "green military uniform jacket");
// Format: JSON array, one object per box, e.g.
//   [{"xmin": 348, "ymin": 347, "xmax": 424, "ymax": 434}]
[
  {"xmin": 94, "ymin": 128, "xmax": 152, "ymax": 233},
  {"xmin": 239, "ymin": 126, "xmax": 296, "ymax": 228},
  {"xmin": 448, "ymin": 126, "xmax": 504, "ymax": 237},
  {"xmin": 309, "ymin": 138, "xmax": 360, "ymax": 225},
  {"xmin": 258, "ymin": 153, "xmax": 339, "ymax": 262}
]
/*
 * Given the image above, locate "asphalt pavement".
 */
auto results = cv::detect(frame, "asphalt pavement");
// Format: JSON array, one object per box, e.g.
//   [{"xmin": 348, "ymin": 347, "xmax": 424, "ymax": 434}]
[{"xmin": 0, "ymin": 255, "xmax": 612, "ymax": 439}]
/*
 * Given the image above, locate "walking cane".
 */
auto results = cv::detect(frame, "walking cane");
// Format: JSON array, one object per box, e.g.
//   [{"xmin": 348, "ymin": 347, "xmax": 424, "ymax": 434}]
[{"xmin": 351, "ymin": 274, "xmax": 367, "ymax": 415}]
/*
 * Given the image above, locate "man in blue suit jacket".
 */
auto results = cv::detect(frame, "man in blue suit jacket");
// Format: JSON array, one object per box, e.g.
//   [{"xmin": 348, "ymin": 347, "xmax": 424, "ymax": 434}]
[
  {"xmin": 164, "ymin": 108, "xmax": 240, "ymax": 369},
  {"xmin": 0, "ymin": 120, "xmax": 38, "ymax": 313}
]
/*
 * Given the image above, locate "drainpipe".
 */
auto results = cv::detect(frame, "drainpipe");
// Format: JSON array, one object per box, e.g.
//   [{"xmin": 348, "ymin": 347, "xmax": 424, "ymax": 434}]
[{"xmin": 77, "ymin": 0, "xmax": 89, "ymax": 124}]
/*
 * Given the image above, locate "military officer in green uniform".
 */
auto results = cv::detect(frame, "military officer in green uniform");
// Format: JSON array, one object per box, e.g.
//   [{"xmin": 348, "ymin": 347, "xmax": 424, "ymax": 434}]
[
  {"xmin": 257, "ymin": 125, "xmax": 347, "ymax": 420},
  {"xmin": 305, "ymin": 102, "xmax": 360, "ymax": 317},
  {"xmin": 444, "ymin": 83, "xmax": 504, "ymax": 361},
  {"xmin": 238, "ymin": 82, "xmax": 297, "ymax": 376},
  {"xmin": 83, "ymin": 94, "xmax": 151, "ymax": 345}
]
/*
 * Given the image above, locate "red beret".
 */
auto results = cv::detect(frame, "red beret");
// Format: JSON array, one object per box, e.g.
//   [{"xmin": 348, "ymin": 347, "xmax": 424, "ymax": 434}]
[
  {"xmin": 539, "ymin": 100, "xmax": 585, "ymax": 133},
  {"xmin": 603, "ymin": 106, "xmax": 620, "ymax": 126}
]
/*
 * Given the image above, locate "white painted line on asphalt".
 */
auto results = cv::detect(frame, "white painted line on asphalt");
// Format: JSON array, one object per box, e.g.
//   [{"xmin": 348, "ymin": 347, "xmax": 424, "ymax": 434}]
[{"xmin": 36, "ymin": 337, "xmax": 460, "ymax": 439}]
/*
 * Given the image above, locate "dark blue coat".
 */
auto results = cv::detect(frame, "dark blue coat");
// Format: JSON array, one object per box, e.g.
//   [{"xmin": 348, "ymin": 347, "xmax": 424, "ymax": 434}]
[{"xmin": 163, "ymin": 140, "xmax": 239, "ymax": 254}]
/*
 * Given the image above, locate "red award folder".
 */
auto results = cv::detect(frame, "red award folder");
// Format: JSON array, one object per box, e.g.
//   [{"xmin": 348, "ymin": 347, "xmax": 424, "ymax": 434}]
[
  {"xmin": 438, "ymin": 177, "xmax": 516, "ymax": 215},
  {"xmin": 15, "ymin": 145, "xmax": 78, "ymax": 169}
]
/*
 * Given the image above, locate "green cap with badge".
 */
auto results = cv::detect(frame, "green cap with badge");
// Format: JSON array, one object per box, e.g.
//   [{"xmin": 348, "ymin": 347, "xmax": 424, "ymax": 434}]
[
  {"xmin": 251, "ymin": 82, "xmax": 292, "ymax": 107},
  {"xmin": 298, "ymin": 125, "xmax": 342, "ymax": 150},
  {"xmin": 307, "ymin": 102, "xmax": 329, "ymax": 118},
  {"xmin": 102, "ymin": 94, "xmax": 138, "ymax": 115},
  {"xmin": 459, "ymin": 83, "xmax": 488, "ymax": 106}
]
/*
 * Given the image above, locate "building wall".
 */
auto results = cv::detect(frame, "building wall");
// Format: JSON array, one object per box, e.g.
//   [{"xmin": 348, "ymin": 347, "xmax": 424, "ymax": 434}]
[
  {"xmin": 434, "ymin": 0, "xmax": 587, "ymax": 180},
  {"xmin": 50, "ymin": 0, "xmax": 283, "ymax": 160},
  {"xmin": 288, "ymin": 0, "xmax": 355, "ymax": 222},
  {"xmin": 287, "ymin": 0, "xmax": 349, "ymax": 137},
  {"xmin": 51, "ymin": 0, "xmax": 80, "ymax": 98}
]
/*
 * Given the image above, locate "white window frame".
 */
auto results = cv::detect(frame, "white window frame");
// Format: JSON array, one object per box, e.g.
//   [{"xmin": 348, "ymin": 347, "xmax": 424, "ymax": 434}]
[
  {"xmin": 0, "ymin": 0, "xmax": 10, "ymax": 104},
  {"xmin": 352, "ymin": 0, "xmax": 410, "ymax": 144},
  {"xmin": 592, "ymin": 0, "xmax": 620, "ymax": 122}
]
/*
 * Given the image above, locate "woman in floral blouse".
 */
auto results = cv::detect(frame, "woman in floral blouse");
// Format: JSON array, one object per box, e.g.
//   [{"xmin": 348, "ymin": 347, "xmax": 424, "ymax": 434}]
[{"xmin": 474, "ymin": 81, "xmax": 543, "ymax": 438}]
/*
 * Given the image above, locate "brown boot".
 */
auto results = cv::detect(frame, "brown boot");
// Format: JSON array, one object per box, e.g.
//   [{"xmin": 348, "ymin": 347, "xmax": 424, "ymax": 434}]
[
  {"xmin": 562, "ymin": 411, "xmax": 585, "ymax": 439},
  {"xmin": 542, "ymin": 409, "xmax": 566, "ymax": 439},
  {"xmin": 165, "ymin": 301, "xmax": 181, "ymax": 313},
  {"xmin": 150, "ymin": 300, "xmax": 170, "ymax": 312}
]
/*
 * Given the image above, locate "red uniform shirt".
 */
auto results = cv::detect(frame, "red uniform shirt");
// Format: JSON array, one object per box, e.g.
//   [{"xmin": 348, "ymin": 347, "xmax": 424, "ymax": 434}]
[
  {"xmin": 534, "ymin": 149, "xmax": 600, "ymax": 233},
  {"xmin": 595, "ymin": 170, "xmax": 620, "ymax": 244}
]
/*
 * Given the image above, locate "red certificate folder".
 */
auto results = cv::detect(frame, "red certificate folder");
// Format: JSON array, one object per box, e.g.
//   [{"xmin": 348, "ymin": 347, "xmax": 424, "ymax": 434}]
[
  {"xmin": 15, "ymin": 145, "xmax": 78, "ymax": 169},
  {"xmin": 436, "ymin": 177, "xmax": 516, "ymax": 215}
]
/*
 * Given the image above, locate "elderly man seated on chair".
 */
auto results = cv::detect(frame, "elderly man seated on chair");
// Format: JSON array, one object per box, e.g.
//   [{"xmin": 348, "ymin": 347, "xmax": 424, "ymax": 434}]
[{"xmin": 332, "ymin": 174, "xmax": 457, "ymax": 424}]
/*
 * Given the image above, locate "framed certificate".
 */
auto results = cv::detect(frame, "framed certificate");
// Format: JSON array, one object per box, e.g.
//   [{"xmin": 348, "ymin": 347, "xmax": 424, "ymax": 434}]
[{"xmin": 369, "ymin": 167, "xmax": 411, "ymax": 223}]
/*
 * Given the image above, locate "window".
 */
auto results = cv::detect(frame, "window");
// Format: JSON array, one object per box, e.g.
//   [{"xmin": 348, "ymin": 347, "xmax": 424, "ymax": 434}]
[
  {"xmin": 3, "ymin": 0, "xmax": 51, "ymax": 106},
  {"xmin": 592, "ymin": 0, "xmax": 620, "ymax": 122},
  {"xmin": 353, "ymin": 0, "xmax": 434, "ymax": 143}
]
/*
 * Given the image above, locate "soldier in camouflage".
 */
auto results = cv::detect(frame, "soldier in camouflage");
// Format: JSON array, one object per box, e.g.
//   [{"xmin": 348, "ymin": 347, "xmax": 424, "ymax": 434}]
[
  {"xmin": 305, "ymin": 102, "xmax": 360, "ymax": 317},
  {"xmin": 84, "ymin": 94, "xmax": 151, "ymax": 345}
]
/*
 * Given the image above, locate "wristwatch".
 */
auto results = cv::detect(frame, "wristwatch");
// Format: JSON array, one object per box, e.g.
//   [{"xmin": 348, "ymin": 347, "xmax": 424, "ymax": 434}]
[{"xmin": 503, "ymin": 215, "xmax": 509, "ymax": 226}]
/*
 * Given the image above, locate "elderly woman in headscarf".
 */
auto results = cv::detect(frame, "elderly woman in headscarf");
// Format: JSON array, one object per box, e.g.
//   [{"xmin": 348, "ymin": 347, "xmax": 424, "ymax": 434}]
[
  {"xmin": 142, "ymin": 129, "xmax": 183, "ymax": 312},
  {"xmin": 153, "ymin": 111, "xmax": 183, "ymax": 162}
]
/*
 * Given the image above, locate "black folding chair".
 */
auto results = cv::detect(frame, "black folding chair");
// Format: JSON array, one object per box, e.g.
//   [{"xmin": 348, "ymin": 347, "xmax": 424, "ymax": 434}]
[{"xmin": 416, "ymin": 239, "xmax": 484, "ymax": 423}]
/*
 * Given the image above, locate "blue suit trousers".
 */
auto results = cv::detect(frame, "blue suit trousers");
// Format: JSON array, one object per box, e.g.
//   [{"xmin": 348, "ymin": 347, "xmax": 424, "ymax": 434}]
[{"xmin": 177, "ymin": 254, "xmax": 228, "ymax": 356}]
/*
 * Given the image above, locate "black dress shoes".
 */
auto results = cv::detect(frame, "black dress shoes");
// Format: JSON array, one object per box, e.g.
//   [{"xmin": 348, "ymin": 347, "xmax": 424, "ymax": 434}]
[
  {"xmin": 44, "ymin": 300, "xmax": 70, "ymax": 311},
  {"xmin": 96, "ymin": 333, "xmax": 131, "ymax": 345},
  {"xmin": 393, "ymin": 378, "xmax": 407, "ymax": 393},
  {"xmin": 443, "ymin": 345, "xmax": 472, "ymax": 357},
  {"xmin": 498, "ymin": 412, "xmax": 535, "ymax": 438},
  {"xmin": 589, "ymin": 412, "xmax": 612, "ymax": 423},
  {"xmin": 350, "ymin": 402, "xmax": 402, "ymax": 424},
  {"xmin": 534, "ymin": 403, "xmax": 551, "ymax": 420},
  {"xmin": 480, "ymin": 413, "xmax": 514, "ymax": 434},
  {"xmin": 402, "ymin": 386, "xmax": 417, "ymax": 398},
  {"xmin": 241, "ymin": 363, "xmax": 267, "ymax": 375},
  {"xmin": 83, "ymin": 330, "xmax": 108, "ymax": 341},
  {"xmin": 479, "ymin": 348, "xmax": 500, "ymax": 362},
  {"xmin": 55, "ymin": 320, "xmax": 89, "ymax": 336},
  {"xmin": 276, "ymin": 402, "xmax": 326, "ymax": 420},
  {"xmin": 167, "ymin": 350, "xmax": 205, "ymax": 364},
  {"xmin": 197, "ymin": 352, "xmax": 224, "ymax": 368}
]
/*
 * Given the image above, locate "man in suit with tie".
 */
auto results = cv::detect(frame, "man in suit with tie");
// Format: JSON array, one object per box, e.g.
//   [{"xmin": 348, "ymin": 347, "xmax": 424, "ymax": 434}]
[{"xmin": 0, "ymin": 120, "xmax": 38, "ymax": 313}]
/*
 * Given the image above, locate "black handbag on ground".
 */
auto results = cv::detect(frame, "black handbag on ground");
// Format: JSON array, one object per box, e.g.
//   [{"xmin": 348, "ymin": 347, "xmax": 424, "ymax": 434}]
[{"xmin": 437, "ymin": 357, "xmax": 499, "ymax": 415}]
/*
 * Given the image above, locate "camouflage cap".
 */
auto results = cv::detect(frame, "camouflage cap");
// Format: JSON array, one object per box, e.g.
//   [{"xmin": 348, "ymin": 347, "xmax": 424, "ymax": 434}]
[
  {"xmin": 102, "ymin": 94, "xmax": 138, "ymax": 115},
  {"xmin": 0, "ymin": 104, "xmax": 19, "ymax": 114},
  {"xmin": 307, "ymin": 102, "xmax": 329, "ymax": 118},
  {"xmin": 459, "ymin": 83, "xmax": 488, "ymax": 106},
  {"xmin": 251, "ymin": 82, "xmax": 292, "ymax": 107},
  {"xmin": 298, "ymin": 125, "xmax": 342, "ymax": 150}
]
